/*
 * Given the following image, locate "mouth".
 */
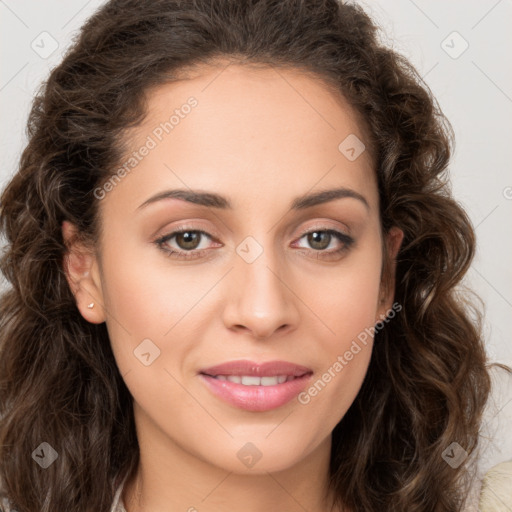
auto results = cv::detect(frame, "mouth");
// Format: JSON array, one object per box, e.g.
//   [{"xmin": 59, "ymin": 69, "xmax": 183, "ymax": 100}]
[
  {"xmin": 203, "ymin": 374, "xmax": 300, "ymax": 385},
  {"xmin": 198, "ymin": 359, "xmax": 313, "ymax": 412}
]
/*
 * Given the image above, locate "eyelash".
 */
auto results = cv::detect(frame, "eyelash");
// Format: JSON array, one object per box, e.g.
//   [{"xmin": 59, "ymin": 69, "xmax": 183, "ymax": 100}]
[{"xmin": 153, "ymin": 226, "xmax": 354, "ymax": 261}]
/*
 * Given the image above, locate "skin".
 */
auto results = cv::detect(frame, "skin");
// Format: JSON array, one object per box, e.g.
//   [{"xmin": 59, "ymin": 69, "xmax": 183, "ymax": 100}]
[{"xmin": 63, "ymin": 61, "xmax": 403, "ymax": 512}]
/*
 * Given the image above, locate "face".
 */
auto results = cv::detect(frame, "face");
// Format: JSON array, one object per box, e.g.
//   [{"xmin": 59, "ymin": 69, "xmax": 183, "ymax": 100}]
[{"xmin": 64, "ymin": 62, "xmax": 403, "ymax": 476}]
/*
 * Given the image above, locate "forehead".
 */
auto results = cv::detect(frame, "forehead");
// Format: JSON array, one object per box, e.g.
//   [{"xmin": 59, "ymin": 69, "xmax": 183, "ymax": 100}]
[
  {"xmin": 104, "ymin": 62, "xmax": 378, "ymax": 217},
  {"xmin": 130, "ymin": 61, "xmax": 372, "ymax": 161}
]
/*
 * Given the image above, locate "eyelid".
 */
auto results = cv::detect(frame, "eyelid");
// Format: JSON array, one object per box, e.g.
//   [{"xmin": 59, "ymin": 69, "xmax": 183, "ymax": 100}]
[
  {"xmin": 154, "ymin": 226, "xmax": 220, "ymax": 249},
  {"xmin": 152, "ymin": 221, "xmax": 221, "ymax": 243},
  {"xmin": 296, "ymin": 220, "xmax": 351, "ymax": 238},
  {"xmin": 292, "ymin": 226, "xmax": 354, "ymax": 254}
]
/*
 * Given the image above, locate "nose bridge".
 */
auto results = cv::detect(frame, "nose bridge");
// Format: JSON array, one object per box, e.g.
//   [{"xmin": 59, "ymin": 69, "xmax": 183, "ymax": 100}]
[{"xmin": 223, "ymin": 233, "xmax": 300, "ymax": 338}]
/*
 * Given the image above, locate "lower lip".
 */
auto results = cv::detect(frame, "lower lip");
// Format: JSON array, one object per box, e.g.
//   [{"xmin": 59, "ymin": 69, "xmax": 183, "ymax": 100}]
[{"xmin": 199, "ymin": 373, "xmax": 313, "ymax": 412}]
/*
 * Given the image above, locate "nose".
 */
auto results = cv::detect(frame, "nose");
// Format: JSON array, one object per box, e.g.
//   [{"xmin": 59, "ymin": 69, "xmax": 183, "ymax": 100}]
[{"xmin": 222, "ymin": 245, "xmax": 300, "ymax": 340}]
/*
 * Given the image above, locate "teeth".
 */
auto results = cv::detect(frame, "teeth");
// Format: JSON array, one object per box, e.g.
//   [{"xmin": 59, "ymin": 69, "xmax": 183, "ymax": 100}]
[
  {"xmin": 240, "ymin": 376, "xmax": 260, "ymax": 386},
  {"xmin": 213, "ymin": 375, "xmax": 294, "ymax": 386}
]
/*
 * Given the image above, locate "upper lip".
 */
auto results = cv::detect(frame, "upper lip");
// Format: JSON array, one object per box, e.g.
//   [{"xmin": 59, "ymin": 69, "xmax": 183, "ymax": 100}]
[{"xmin": 199, "ymin": 360, "xmax": 313, "ymax": 378}]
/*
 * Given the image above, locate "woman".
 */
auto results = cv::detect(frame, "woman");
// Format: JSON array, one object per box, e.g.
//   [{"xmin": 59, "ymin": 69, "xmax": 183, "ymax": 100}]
[{"xmin": 0, "ymin": 0, "xmax": 506, "ymax": 510}]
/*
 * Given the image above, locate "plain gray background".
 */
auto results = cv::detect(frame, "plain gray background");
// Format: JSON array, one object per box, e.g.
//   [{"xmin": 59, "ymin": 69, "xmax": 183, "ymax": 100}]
[{"xmin": 1, "ymin": 0, "xmax": 511, "ymax": 475}]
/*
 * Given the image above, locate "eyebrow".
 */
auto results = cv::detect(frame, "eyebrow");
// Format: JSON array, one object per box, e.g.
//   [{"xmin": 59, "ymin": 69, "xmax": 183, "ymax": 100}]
[{"xmin": 136, "ymin": 186, "xmax": 370, "ymax": 212}]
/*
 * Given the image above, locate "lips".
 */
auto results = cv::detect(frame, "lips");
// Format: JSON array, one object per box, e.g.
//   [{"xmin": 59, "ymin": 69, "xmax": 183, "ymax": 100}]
[{"xmin": 198, "ymin": 360, "xmax": 313, "ymax": 412}]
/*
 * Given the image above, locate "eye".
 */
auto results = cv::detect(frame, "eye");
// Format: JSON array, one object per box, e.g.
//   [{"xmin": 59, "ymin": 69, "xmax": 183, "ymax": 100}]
[
  {"xmin": 293, "ymin": 228, "xmax": 354, "ymax": 259},
  {"xmin": 153, "ymin": 226, "xmax": 354, "ymax": 260},
  {"xmin": 154, "ymin": 228, "xmax": 219, "ymax": 260}
]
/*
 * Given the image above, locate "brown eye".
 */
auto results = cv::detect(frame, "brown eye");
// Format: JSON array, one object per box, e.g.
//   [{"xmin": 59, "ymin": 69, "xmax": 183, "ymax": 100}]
[
  {"xmin": 294, "ymin": 228, "xmax": 354, "ymax": 256},
  {"xmin": 174, "ymin": 231, "xmax": 202, "ymax": 250},
  {"xmin": 154, "ymin": 228, "xmax": 217, "ymax": 260},
  {"xmin": 306, "ymin": 231, "xmax": 332, "ymax": 251}
]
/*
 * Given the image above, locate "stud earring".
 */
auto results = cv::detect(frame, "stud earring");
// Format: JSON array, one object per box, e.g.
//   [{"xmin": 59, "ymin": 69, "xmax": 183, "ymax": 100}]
[{"xmin": 87, "ymin": 303, "xmax": 95, "ymax": 309}]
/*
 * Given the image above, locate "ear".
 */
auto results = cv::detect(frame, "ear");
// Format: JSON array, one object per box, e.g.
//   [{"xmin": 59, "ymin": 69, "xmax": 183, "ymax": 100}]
[
  {"xmin": 376, "ymin": 226, "xmax": 404, "ymax": 323},
  {"xmin": 62, "ymin": 220, "xmax": 106, "ymax": 324}
]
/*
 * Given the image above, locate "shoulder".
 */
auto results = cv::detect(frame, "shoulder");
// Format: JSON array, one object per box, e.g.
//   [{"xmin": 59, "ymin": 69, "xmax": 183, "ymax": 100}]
[
  {"xmin": 479, "ymin": 365, "xmax": 512, "ymax": 469},
  {"xmin": 479, "ymin": 461, "xmax": 512, "ymax": 510},
  {"xmin": 472, "ymin": 365, "xmax": 512, "ymax": 510}
]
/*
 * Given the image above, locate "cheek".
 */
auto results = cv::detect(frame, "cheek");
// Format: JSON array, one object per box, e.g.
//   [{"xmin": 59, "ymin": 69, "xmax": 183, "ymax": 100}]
[
  {"xmin": 97, "ymin": 246, "xmax": 172, "ymax": 370},
  {"xmin": 99, "ymin": 243, "xmax": 219, "ymax": 383},
  {"xmin": 99, "ymin": 256, "xmax": 196, "ymax": 419},
  {"xmin": 297, "ymin": 281, "xmax": 379, "ymax": 437},
  {"xmin": 305, "ymin": 243, "xmax": 383, "ymax": 345},
  {"xmin": 295, "ymin": 240, "xmax": 382, "ymax": 420},
  {"xmin": 99, "ymin": 231, "xmax": 190, "ymax": 331}
]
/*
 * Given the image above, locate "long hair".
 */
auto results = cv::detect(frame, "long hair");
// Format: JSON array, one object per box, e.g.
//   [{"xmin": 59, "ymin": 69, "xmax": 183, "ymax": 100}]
[{"xmin": 0, "ymin": 1, "xmax": 499, "ymax": 510}]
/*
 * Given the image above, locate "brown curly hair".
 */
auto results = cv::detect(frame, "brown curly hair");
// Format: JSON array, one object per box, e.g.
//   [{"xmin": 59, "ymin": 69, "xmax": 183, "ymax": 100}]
[{"xmin": 0, "ymin": 0, "xmax": 503, "ymax": 510}]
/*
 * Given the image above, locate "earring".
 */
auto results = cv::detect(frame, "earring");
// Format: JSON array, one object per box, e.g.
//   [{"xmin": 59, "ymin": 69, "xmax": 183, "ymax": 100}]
[{"xmin": 87, "ymin": 303, "xmax": 95, "ymax": 309}]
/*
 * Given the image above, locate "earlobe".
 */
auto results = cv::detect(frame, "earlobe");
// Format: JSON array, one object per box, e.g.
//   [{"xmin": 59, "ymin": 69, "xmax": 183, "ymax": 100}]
[{"xmin": 62, "ymin": 220, "xmax": 106, "ymax": 324}]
